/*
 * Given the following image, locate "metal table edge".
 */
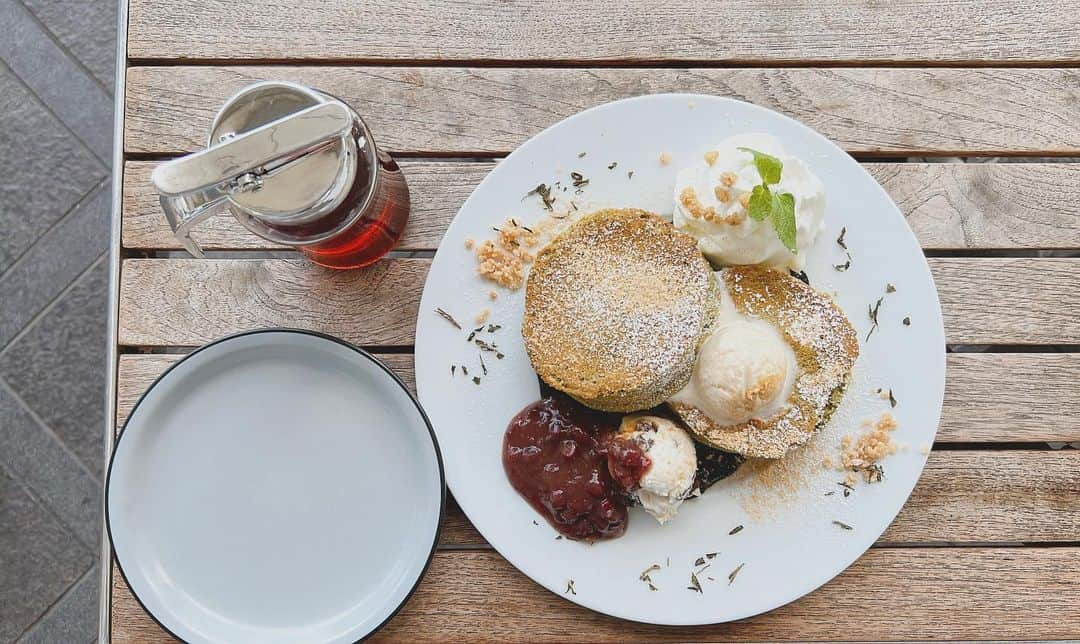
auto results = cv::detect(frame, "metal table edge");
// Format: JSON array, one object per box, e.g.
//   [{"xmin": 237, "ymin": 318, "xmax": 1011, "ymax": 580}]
[{"xmin": 99, "ymin": 0, "xmax": 130, "ymax": 641}]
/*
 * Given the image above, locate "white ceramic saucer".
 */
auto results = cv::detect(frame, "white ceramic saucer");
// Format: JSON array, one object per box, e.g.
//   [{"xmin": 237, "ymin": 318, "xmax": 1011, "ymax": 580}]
[{"xmin": 107, "ymin": 330, "xmax": 444, "ymax": 643}]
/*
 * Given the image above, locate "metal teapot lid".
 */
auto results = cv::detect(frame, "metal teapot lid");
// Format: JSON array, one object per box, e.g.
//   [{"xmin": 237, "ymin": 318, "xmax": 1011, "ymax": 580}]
[{"xmin": 152, "ymin": 82, "xmax": 372, "ymax": 256}]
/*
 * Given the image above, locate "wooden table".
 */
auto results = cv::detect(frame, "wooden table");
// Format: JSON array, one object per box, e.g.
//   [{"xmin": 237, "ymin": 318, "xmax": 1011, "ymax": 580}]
[{"xmin": 101, "ymin": 1, "xmax": 1080, "ymax": 641}]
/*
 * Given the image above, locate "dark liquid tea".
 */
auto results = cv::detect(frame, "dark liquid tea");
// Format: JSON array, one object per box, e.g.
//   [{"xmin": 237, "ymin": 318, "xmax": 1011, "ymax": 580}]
[{"xmin": 259, "ymin": 152, "xmax": 410, "ymax": 269}]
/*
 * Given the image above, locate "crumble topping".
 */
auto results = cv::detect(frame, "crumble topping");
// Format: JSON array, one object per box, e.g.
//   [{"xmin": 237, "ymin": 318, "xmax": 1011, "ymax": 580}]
[
  {"xmin": 474, "ymin": 218, "xmax": 539, "ymax": 289},
  {"xmin": 678, "ymin": 187, "xmax": 744, "ymax": 225},
  {"xmin": 840, "ymin": 413, "xmax": 898, "ymax": 482},
  {"xmin": 703, "ymin": 150, "xmax": 719, "ymax": 166}
]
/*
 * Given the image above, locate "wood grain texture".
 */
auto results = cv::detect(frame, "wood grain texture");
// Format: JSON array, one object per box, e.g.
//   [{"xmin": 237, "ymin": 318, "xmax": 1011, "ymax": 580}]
[
  {"xmin": 111, "ymin": 547, "xmax": 1080, "ymax": 642},
  {"xmin": 117, "ymin": 353, "xmax": 1080, "ymax": 444},
  {"xmin": 125, "ymin": 0, "xmax": 1080, "ymax": 63},
  {"xmin": 123, "ymin": 160, "xmax": 1080, "ymax": 251},
  {"xmin": 124, "ymin": 67, "xmax": 1080, "ymax": 155},
  {"xmin": 117, "ymin": 257, "xmax": 1080, "ymax": 347},
  {"xmin": 117, "ymin": 258, "xmax": 427, "ymax": 347},
  {"xmin": 121, "ymin": 161, "xmax": 482, "ymax": 251},
  {"xmin": 932, "ymin": 258, "xmax": 1080, "ymax": 345}
]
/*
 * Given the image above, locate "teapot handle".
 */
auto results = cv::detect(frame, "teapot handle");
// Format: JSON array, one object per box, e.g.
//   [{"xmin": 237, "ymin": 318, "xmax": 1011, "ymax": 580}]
[{"xmin": 151, "ymin": 101, "xmax": 354, "ymax": 257}]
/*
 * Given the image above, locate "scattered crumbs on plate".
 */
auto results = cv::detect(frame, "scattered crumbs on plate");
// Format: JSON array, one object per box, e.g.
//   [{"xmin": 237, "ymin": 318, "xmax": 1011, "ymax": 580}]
[
  {"xmin": 472, "ymin": 376, "xmax": 481, "ymax": 385},
  {"xmin": 461, "ymin": 365, "xmax": 468, "ymax": 376},
  {"xmin": 577, "ymin": 151, "xmax": 586, "ymax": 158},
  {"xmin": 565, "ymin": 579, "xmax": 576, "ymax": 595},
  {"xmin": 833, "ymin": 520, "xmax": 854, "ymax": 530},
  {"xmin": 627, "ymin": 170, "xmax": 634, "ymax": 179},
  {"xmin": 886, "ymin": 283, "xmax": 896, "ymax": 293},
  {"xmin": 919, "ymin": 443, "xmax": 932, "ymax": 455},
  {"xmin": 532, "ymin": 520, "xmax": 538, "ymax": 526},
  {"xmin": 687, "ymin": 101, "xmax": 695, "ymax": 110},
  {"xmin": 659, "ymin": 151, "xmax": 672, "ymax": 165},
  {"xmin": 903, "ymin": 316, "xmax": 911, "ymax": 326},
  {"xmin": 555, "ymin": 535, "xmax": 563, "ymax": 540},
  {"xmin": 488, "ymin": 290, "xmax": 498, "ymax": 301},
  {"xmin": 704, "ymin": 150, "xmax": 719, "ymax": 166},
  {"xmin": 450, "ymin": 365, "xmax": 456, "ymax": 376},
  {"xmin": 841, "ymin": 413, "xmax": 898, "ymax": 483},
  {"xmin": 464, "ymin": 237, "xmax": 474, "ymax": 249},
  {"xmin": 475, "ymin": 308, "xmax": 490, "ymax": 325},
  {"xmin": 728, "ymin": 563, "xmax": 745, "ymax": 585}
]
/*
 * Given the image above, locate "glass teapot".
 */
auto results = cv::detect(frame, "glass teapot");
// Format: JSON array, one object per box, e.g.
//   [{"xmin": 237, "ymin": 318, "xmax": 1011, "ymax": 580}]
[{"xmin": 152, "ymin": 81, "xmax": 410, "ymax": 269}]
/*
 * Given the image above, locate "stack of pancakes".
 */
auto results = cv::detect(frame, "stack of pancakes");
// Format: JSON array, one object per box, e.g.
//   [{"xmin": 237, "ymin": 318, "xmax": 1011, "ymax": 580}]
[{"xmin": 523, "ymin": 208, "xmax": 858, "ymax": 460}]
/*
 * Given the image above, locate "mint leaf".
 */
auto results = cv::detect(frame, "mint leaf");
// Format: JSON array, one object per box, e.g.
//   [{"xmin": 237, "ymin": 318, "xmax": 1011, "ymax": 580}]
[
  {"xmin": 747, "ymin": 184, "xmax": 773, "ymax": 221},
  {"xmin": 772, "ymin": 192, "xmax": 797, "ymax": 253},
  {"xmin": 738, "ymin": 147, "xmax": 783, "ymax": 185}
]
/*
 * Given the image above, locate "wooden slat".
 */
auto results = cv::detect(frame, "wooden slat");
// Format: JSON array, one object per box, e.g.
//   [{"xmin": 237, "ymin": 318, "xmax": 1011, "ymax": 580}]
[
  {"xmin": 123, "ymin": 160, "xmax": 1080, "ymax": 251},
  {"xmin": 126, "ymin": 0, "xmax": 1080, "ymax": 64},
  {"xmin": 933, "ymin": 257, "xmax": 1080, "ymax": 345},
  {"xmin": 117, "ymin": 257, "xmax": 1080, "ymax": 347},
  {"xmin": 111, "ymin": 547, "xmax": 1080, "ymax": 642},
  {"xmin": 117, "ymin": 353, "xmax": 1080, "ymax": 445},
  {"xmin": 117, "ymin": 258, "xmax": 426, "ymax": 347},
  {"xmin": 124, "ymin": 67, "xmax": 1080, "ymax": 155},
  {"xmin": 121, "ymin": 161, "xmax": 480, "ymax": 251},
  {"xmin": 114, "ymin": 353, "xmax": 1080, "ymax": 546}
]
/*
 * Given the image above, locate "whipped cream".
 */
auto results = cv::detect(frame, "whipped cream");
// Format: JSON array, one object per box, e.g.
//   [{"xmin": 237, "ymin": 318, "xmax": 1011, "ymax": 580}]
[
  {"xmin": 618, "ymin": 415, "xmax": 697, "ymax": 524},
  {"xmin": 673, "ymin": 133, "xmax": 826, "ymax": 270},
  {"xmin": 669, "ymin": 276, "xmax": 797, "ymax": 426}
]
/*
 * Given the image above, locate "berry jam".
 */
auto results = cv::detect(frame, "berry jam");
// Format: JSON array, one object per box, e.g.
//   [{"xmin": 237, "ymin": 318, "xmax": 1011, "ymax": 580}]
[{"xmin": 502, "ymin": 394, "xmax": 650, "ymax": 541}]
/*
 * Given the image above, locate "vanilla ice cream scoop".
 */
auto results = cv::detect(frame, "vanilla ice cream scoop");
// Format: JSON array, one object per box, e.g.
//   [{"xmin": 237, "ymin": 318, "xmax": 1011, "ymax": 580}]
[
  {"xmin": 614, "ymin": 415, "xmax": 697, "ymax": 524},
  {"xmin": 673, "ymin": 133, "xmax": 826, "ymax": 270},
  {"xmin": 669, "ymin": 278, "xmax": 798, "ymax": 426}
]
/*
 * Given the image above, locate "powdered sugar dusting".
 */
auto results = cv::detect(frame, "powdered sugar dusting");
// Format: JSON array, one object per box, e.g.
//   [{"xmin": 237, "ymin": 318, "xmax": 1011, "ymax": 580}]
[{"xmin": 523, "ymin": 209, "xmax": 716, "ymax": 411}]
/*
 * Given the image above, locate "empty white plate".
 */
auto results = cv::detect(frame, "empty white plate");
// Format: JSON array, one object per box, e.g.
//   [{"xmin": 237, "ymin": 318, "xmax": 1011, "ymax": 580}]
[{"xmin": 107, "ymin": 330, "xmax": 444, "ymax": 643}]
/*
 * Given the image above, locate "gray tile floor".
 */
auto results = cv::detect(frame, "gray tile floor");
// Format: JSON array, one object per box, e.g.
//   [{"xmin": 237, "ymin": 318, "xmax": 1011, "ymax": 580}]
[{"xmin": 0, "ymin": 0, "xmax": 116, "ymax": 641}]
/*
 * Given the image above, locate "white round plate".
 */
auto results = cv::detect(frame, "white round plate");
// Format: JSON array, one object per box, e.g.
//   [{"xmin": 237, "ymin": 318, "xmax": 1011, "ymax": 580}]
[
  {"xmin": 415, "ymin": 94, "xmax": 945, "ymax": 625},
  {"xmin": 107, "ymin": 330, "xmax": 444, "ymax": 643}
]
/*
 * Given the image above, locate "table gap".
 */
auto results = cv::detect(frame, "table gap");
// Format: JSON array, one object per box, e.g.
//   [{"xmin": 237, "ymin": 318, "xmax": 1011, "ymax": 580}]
[{"xmin": 124, "ymin": 57, "xmax": 1080, "ymax": 70}]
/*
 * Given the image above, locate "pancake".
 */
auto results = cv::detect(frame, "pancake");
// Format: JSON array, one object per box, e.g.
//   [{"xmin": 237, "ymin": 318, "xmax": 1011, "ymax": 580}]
[
  {"xmin": 668, "ymin": 265, "xmax": 859, "ymax": 458},
  {"xmin": 523, "ymin": 209, "xmax": 717, "ymax": 412}
]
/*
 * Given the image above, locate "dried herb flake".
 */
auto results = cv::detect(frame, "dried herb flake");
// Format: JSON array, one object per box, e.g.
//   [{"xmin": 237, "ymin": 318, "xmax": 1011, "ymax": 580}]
[
  {"xmin": 837, "ymin": 226, "xmax": 848, "ymax": 250},
  {"xmin": 687, "ymin": 572, "xmax": 703, "ymax": 593},
  {"xmin": 728, "ymin": 563, "xmax": 745, "ymax": 585},
  {"xmin": 608, "ymin": 161, "xmax": 618, "ymax": 170},
  {"xmin": 833, "ymin": 520, "xmax": 854, "ymax": 530},
  {"xmin": 525, "ymin": 183, "xmax": 555, "ymax": 210},
  {"xmin": 729, "ymin": 525, "xmax": 744, "ymax": 535},
  {"xmin": 565, "ymin": 579, "xmax": 576, "ymax": 595},
  {"xmin": 435, "ymin": 307, "xmax": 462, "ymax": 329}
]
